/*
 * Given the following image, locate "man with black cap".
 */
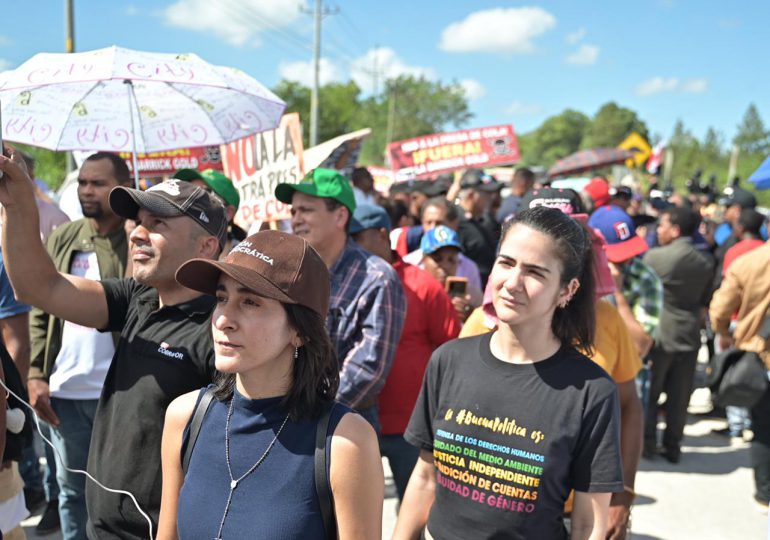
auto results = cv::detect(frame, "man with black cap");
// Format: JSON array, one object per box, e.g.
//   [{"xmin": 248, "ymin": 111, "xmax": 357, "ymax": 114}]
[
  {"xmin": 455, "ymin": 168, "xmax": 502, "ymax": 286},
  {"xmin": 0, "ymin": 150, "xmax": 227, "ymax": 539},
  {"xmin": 713, "ymin": 186, "xmax": 759, "ymax": 291}
]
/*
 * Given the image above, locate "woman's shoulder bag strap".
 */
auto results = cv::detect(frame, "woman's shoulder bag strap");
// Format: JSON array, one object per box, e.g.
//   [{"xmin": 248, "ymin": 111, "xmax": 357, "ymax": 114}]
[
  {"xmin": 182, "ymin": 387, "xmax": 216, "ymax": 475},
  {"xmin": 315, "ymin": 401, "xmax": 337, "ymax": 539}
]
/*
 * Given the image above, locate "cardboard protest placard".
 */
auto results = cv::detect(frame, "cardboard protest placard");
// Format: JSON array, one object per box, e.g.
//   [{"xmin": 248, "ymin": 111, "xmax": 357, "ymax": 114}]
[
  {"xmin": 388, "ymin": 124, "xmax": 520, "ymax": 181},
  {"xmin": 221, "ymin": 113, "xmax": 304, "ymax": 228}
]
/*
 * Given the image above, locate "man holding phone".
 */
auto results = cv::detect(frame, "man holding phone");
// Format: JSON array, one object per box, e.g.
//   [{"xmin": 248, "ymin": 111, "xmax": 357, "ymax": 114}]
[{"xmin": 349, "ymin": 204, "xmax": 460, "ymax": 500}]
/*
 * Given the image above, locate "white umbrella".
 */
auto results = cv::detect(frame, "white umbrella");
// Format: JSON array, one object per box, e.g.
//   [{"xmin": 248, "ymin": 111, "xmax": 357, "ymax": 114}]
[{"xmin": 0, "ymin": 46, "xmax": 286, "ymax": 186}]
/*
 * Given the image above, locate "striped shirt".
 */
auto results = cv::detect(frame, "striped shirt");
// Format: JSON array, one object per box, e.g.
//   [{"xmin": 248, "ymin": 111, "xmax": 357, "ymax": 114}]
[{"xmin": 328, "ymin": 239, "xmax": 407, "ymax": 408}]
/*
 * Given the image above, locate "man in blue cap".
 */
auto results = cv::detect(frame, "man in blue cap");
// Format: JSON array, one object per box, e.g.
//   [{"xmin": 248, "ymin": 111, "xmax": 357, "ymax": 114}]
[{"xmin": 349, "ymin": 204, "xmax": 460, "ymax": 500}]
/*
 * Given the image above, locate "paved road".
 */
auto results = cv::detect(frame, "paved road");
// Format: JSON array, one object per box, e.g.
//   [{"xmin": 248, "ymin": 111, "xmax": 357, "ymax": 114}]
[{"xmin": 22, "ymin": 390, "xmax": 767, "ymax": 540}]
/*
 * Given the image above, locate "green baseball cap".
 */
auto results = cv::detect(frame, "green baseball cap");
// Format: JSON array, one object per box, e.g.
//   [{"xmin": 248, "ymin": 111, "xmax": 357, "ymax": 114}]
[
  {"xmin": 173, "ymin": 168, "xmax": 240, "ymax": 210},
  {"xmin": 274, "ymin": 168, "xmax": 356, "ymax": 214}
]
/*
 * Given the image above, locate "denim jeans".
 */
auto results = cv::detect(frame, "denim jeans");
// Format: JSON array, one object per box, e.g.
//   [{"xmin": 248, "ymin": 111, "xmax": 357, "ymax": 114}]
[
  {"xmin": 19, "ymin": 423, "xmax": 59, "ymax": 501},
  {"xmin": 726, "ymin": 406, "xmax": 752, "ymax": 435},
  {"xmin": 356, "ymin": 405, "xmax": 381, "ymax": 435},
  {"xmin": 51, "ymin": 398, "xmax": 99, "ymax": 540},
  {"xmin": 380, "ymin": 434, "xmax": 419, "ymax": 502}
]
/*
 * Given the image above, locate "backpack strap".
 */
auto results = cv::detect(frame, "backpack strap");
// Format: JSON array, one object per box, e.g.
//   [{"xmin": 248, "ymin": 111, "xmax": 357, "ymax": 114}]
[
  {"xmin": 182, "ymin": 387, "xmax": 216, "ymax": 475},
  {"xmin": 315, "ymin": 402, "xmax": 337, "ymax": 540}
]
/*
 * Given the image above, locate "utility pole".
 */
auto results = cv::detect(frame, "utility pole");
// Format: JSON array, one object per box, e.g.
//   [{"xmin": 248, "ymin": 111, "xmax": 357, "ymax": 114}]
[
  {"xmin": 303, "ymin": 1, "xmax": 338, "ymax": 147},
  {"xmin": 65, "ymin": 0, "xmax": 75, "ymax": 53},
  {"xmin": 65, "ymin": 0, "xmax": 76, "ymax": 173}
]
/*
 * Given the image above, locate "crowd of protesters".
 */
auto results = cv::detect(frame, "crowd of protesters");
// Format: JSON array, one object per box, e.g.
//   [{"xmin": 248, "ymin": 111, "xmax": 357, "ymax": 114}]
[{"xmin": 0, "ymin": 143, "xmax": 765, "ymax": 540}]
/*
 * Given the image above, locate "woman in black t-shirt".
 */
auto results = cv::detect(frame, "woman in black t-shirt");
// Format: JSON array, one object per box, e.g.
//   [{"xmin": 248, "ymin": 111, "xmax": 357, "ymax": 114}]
[{"xmin": 393, "ymin": 207, "xmax": 623, "ymax": 540}]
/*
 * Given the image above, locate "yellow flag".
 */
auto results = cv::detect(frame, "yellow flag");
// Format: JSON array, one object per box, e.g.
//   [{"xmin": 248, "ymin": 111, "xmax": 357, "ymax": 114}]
[{"xmin": 618, "ymin": 132, "xmax": 651, "ymax": 168}]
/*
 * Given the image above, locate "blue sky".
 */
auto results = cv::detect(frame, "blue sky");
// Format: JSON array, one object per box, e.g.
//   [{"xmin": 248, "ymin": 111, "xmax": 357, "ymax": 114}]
[{"xmin": 2, "ymin": 1, "xmax": 766, "ymax": 146}]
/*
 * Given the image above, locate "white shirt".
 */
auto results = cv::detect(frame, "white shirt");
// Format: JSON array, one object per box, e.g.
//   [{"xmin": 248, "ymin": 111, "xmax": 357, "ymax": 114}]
[{"xmin": 50, "ymin": 251, "xmax": 114, "ymax": 399}]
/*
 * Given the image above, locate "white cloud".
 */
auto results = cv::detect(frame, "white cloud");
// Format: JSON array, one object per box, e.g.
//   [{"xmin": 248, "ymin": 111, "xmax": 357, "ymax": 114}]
[
  {"xmin": 164, "ymin": 0, "xmax": 303, "ymax": 47},
  {"xmin": 0, "ymin": 59, "xmax": 11, "ymax": 72},
  {"xmin": 125, "ymin": 5, "xmax": 139, "ymax": 16},
  {"xmin": 0, "ymin": 36, "xmax": 10, "ymax": 46},
  {"xmin": 505, "ymin": 101, "xmax": 543, "ymax": 116},
  {"xmin": 439, "ymin": 7, "xmax": 556, "ymax": 54},
  {"xmin": 636, "ymin": 77, "xmax": 709, "ymax": 96},
  {"xmin": 278, "ymin": 57, "xmax": 341, "ymax": 86},
  {"xmin": 565, "ymin": 28, "xmax": 586, "ymax": 44},
  {"xmin": 565, "ymin": 44, "xmax": 599, "ymax": 65},
  {"xmin": 680, "ymin": 78, "xmax": 708, "ymax": 93},
  {"xmin": 350, "ymin": 48, "xmax": 434, "ymax": 90},
  {"xmin": 460, "ymin": 79, "xmax": 486, "ymax": 100}
]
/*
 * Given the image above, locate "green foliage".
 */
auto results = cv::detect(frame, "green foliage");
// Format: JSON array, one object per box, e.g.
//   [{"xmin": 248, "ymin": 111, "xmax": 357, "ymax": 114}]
[
  {"xmin": 580, "ymin": 102, "xmax": 649, "ymax": 149},
  {"xmin": 15, "ymin": 143, "xmax": 68, "ymax": 191},
  {"xmin": 522, "ymin": 109, "xmax": 589, "ymax": 166},
  {"xmin": 272, "ymin": 75, "xmax": 472, "ymax": 165},
  {"xmin": 733, "ymin": 103, "xmax": 769, "ymax": 155}
]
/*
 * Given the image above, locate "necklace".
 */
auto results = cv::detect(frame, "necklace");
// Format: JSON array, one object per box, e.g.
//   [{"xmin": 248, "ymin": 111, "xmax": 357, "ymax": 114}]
[{"xmin": 214, "ymin": 395, "xmax": 290, "ymax": 540}]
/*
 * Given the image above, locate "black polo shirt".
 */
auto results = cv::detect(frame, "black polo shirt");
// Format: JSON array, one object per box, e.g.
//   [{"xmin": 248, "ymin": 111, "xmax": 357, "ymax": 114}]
[{"xmin": 86, "ymin": 278, "xmax": 216, "ymax": 540}]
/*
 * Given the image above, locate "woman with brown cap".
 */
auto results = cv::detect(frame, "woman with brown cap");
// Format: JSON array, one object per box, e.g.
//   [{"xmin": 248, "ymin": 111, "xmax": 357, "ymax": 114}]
[{"xmin": 156, "ymin": 230, "xmax": 383, "ymax": 540}]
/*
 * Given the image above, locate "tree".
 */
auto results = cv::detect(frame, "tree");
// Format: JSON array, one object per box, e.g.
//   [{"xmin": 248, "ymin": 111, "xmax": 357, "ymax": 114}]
[
  {"xmin": 273, "ymin": 80, "xmax": 361, "ymax": 149},
  {"xmin": 521, "ymin": 109, "xmax": 590, "ymax": 166},
  {"xmin": 733, "ymin": 103, "xmax": 769, "ymax": 155},
  {"xmin": 15, "ymin": 144, "xmax": 68, "ymax": 191},
  {"xmin": 273, "ymin": 76, "xmax": 471, "ymax": 164},
  {"xmin": 580, "ymin": 102, "xmax": 649, "ymax": 149}
]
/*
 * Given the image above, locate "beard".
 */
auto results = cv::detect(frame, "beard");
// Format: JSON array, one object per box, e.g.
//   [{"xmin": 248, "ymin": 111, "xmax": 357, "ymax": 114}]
[{"xmin": 80, "ymin": 200, "xmax": 104, "ymax": 218}]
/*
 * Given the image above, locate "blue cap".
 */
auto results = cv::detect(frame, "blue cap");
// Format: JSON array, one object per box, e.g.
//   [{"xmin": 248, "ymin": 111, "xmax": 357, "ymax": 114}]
[
  {"xmin": 587, "ymin": 205, "xmax": 648, "ymax": 263},
  {"xmin": 421, "ymin": 225, "xmax": 463, "ymax": 255},
  {"xmin": 349, "ymin": 204, "xmax": 392, "ymax": 235}
]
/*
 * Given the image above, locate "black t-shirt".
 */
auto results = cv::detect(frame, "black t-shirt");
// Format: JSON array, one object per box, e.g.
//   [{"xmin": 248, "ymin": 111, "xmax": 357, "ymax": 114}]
[
  {"xmin": 405, "ymin": 334, "xmax": 623, "ymax": 540},
  {"xmin": 86, "ymin": 279, "xmax": 216, "ymax": 540},
  {"xmin": 457, "ymin": 217, "xmax": 498, "ymax": 287}
]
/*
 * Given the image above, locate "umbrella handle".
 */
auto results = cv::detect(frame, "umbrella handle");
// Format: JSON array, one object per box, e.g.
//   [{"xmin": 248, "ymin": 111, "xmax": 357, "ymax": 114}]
[{"xmin": 123, "ymin": 80, "xmax": 141, "ymax": 189}]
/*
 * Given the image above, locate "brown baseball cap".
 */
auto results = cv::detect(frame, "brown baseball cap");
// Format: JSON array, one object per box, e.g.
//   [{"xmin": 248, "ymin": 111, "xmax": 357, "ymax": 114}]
[{"xmin": 175, "ymin": 230, "xmax": 330, "ymax": 317}]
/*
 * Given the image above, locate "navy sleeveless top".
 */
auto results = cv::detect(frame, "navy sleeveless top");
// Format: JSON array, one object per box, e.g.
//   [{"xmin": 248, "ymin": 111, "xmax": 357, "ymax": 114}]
[{"xmin": 177, "ymin": 387, "xmax": 350, "ymax": 540}]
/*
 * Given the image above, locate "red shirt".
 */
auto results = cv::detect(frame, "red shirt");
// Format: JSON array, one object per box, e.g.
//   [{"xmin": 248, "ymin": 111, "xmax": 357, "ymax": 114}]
[
  {"xmin": 379, "ymin": 254, "xmax": 461, "ymax": 434},
  {"xmin": 723, "ymin": 239, "xmax": 765, "ymax": 275}
]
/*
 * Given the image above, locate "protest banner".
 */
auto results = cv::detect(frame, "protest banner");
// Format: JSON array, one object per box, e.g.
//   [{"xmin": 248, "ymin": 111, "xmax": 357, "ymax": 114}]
[
  {"xmin": 118, "ymin": 146, "xmax": 223, "ymax": 176},
  {"xmin": 221, "ymin": 113, "xmax": 304, "ymax": 228},
  {"xmin": 388, "ymin": 124, "xmax": 520, "ymax": 180},
  {"xmin": 367, "ymin": 166, "xmax": 394, "ymax": 193}
]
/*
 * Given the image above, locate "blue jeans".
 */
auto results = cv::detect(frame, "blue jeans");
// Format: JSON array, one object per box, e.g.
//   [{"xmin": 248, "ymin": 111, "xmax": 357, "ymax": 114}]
[
  {"xmin": 727, "ymin": 406, "xmax": 752, "ymax": 435},
  {"xmin": 51, "ymin": 398, "xmax": 98, "ymax": 540},
  {"xmin": 380, "ymin": 434, "xmax": 419, "ymax": 502},
  {"xmin": 19, "ymin": 423, "xmax": 59, "ymax": 501},
  {"xmin": 356, "ymin": 405, "xmax": 381, "ymax": 435}
]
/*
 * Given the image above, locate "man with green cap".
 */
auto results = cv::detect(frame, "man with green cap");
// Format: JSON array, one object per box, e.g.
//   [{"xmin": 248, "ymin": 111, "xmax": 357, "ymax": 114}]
[
  {"xmin": 173, "ymin": 168, "xmax": 243, "ymax": 255},
  {"xmin": 275, "ymin": 168, "xmax": 406, "ymax": 430}
]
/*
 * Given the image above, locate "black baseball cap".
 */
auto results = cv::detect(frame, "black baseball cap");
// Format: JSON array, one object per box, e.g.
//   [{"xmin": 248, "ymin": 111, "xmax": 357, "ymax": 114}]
[
  {"xmin": 460, "ymin": 169, "xmax": 503, "ymax": 192},
  {"xmin": 110, "ymin": 179, "xmax": 228, "ymax": 249},
  {"xmin": 719, "ymin": 187, "xmax": 757, "ymax": 209}
]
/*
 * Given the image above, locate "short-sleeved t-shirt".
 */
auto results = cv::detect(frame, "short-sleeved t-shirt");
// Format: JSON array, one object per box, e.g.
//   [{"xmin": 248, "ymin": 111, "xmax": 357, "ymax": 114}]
[
  {"xmin": 405, "ymin": 333, "xmax": 623, "ymax": 540},
  {"xmin": 86, "ymin": 279, "xmax": 216, "ymax": 540}
]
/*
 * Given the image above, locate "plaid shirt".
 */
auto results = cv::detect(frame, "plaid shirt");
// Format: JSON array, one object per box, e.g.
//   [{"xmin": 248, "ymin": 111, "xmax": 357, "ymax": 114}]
[
  {"xmin": 328, "ymin": 240, "xmax": 406, "ymax": 408},
  {"xmin": 620, "ymin": 256, "xmax": 663, "ymax": 337}
]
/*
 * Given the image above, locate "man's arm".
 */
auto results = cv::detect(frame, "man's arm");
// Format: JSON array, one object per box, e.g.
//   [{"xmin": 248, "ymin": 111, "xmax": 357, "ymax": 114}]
[
  {"xmin": 337, "ymin": 273, "xmax": 406, "ymax": 408},
  {"xmin": 0, "ymin": 152, "xmax": 109, "ymax": 329},
  {"xmin": 709, "ymin": 266, "xmax": 743, "ymax": 338},
  {"xmin": 609, "ymin": 263, "xmax": 653, "ymax": 357},
  {"xmin": 606, "ymin": 380, "xmax": 642, "ymax": 540},
  {"xmin": 0, "ymin": 313, "xmax": 30, "ymax": 383}
]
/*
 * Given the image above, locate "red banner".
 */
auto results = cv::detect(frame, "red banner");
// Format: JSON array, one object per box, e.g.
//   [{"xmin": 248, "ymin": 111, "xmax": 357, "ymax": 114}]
[
  {"xmin": 118, "ymin": 146, "xmax": 223, "ymax": 176},
  {"xmin": 388, "ymin": 124, "xmax": 520, "ymax": 180}
]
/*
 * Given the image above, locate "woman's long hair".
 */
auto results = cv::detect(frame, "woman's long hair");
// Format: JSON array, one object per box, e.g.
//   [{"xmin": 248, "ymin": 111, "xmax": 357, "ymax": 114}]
[
  {"xmin": 500, "ymin": 206, "xmax": 596, "ymax": 353},
  {"xmin": 213, "ymin": 303, "xmax": 340, "ymax": 421}
]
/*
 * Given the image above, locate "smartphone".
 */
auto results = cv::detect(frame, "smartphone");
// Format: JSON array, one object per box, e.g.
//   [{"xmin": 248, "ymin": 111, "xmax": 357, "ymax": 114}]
[{"xmin": 445, "ymin": 276, "xmax": 468, "ymax": 297}]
